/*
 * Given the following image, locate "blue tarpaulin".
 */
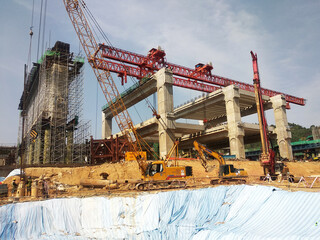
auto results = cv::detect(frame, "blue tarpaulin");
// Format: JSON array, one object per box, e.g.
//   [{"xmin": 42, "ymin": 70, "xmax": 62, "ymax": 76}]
[{"xmin": 0, "ymin": 185, "xmax": 319, "ymax": 239}]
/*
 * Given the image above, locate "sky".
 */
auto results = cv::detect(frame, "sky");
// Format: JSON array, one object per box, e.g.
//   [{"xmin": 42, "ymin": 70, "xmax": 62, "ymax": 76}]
[{"xmin": 0, "ymin": 0, "xmax": 319, "ymax": 145}]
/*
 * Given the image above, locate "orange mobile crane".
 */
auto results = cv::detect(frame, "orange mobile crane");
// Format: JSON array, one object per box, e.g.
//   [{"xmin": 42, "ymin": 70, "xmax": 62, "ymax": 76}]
[
  {"xmin": 250, "ymin": 51, "xmax": 290, "ymax": 179},
  {"xmin": 63, "ymin": 0, "xmax": 192, "ymax": 190}
]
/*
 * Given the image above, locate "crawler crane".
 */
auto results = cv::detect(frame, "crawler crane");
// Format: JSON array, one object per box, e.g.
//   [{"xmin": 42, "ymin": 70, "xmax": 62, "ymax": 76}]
[
  {"xmin": 63, "ymin": 0, "xmax": 192, "ymax": 190},
  {"xmin": 193, "ymin": 141, "xmax": 248, "ymax": 184}
]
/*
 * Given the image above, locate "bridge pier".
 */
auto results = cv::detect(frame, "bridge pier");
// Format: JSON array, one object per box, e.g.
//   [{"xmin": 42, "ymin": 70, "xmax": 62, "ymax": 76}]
[
  {"xmin": 223, "ymin": 85, "xmax": 245, "ymax": 159},
  {"xmin": 271, "ymin": 95, "xmax": 293, "ymax": 160},
  {"xmin": 155, "ymin": 68, "xmax": 176, "ymax": 159},
  {"xmin": 102, "ymin": 114, "xmax": 112, "ymax": 139}
]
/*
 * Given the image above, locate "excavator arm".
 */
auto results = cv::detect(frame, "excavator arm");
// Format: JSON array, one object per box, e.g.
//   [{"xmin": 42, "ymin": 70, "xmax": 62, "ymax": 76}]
[{"xmin": 193, "ymin": 141, "xmax": 225, "ymax": 172}]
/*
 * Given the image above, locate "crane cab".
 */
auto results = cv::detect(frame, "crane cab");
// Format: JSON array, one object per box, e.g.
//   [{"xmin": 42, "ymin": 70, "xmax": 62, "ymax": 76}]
[{"xmin": 219, "ymin": 164, "xmax": 248, "ymax": 179}]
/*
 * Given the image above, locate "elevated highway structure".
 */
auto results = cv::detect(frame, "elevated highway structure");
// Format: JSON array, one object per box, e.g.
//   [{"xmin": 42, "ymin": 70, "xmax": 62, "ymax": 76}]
[{"xmin": 102, "ymin": 68, "xmax": 293, "ymax": 160}]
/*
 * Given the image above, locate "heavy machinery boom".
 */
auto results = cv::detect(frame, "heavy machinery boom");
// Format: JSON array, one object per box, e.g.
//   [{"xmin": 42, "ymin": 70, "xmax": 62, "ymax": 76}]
[
  {"xmin": 63, "ymin": 0, "xmax": 193, "ymax": 190},
  {"xmin": 193, "ymin": 141, "xmax": 248, "ymax": 184},
  {"xmin": 250, "ymin": 51, "xmax": 291, "ymax": 179},
  {"xmin": 250, "ymin": 51, "xmax": 275, "ymax": 175},
  {"xmin": 63, "ymin": 0, "xmax": 149, "ymax": 173}
]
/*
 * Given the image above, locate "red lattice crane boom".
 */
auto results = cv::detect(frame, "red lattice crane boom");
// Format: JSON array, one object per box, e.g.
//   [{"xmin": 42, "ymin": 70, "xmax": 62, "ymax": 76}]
[{"xmin": 63, "ymin": 0, "xmax": 148, "ymax": 173}]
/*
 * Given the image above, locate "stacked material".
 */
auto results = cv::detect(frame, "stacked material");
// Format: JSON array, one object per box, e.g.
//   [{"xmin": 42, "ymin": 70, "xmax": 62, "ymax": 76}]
[{"xmin": 1, "ymin": 185, "xmax": 319, "ymax": 239}]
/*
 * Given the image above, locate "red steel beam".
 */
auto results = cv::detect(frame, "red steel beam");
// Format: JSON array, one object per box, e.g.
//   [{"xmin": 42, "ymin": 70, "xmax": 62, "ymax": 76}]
[
  {"xmin": 91, "ymin": 58, "xmax": 221, "ymax": 93},
  {"xmin": 100, "ymin": 45, "xmax": 306, "ymax": 106}
]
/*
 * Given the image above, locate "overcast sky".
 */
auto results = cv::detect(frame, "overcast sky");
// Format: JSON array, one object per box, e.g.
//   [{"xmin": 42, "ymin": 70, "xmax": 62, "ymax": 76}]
[{"xmin": 1, "ymin": 0, "xmax": 319, "ymax": 145}]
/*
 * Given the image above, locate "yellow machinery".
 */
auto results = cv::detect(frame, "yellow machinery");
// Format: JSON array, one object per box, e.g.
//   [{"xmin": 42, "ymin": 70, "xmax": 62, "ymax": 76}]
[
  {"xmin": 125, "ymin": 152, "xmax": 147, "ymax": 161},
  {"xmin": 193, "ymin": 141, "xmax": 248, "ymax": 184},
  {"xmin": 135, "ymin": 141, "xmax": 193, "ymax": 190},
  {"xmin": 63, "ymin": 1, "xmax": 193, "ymax": 190}
]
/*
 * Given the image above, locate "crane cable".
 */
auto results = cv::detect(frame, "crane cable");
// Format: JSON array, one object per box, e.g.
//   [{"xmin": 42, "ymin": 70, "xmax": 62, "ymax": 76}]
[
  {"xmin": 79, "ymin": 1, "xmax": 173, "ymax": 158},
  {"xmin": 27, "ymin": 0, "xmax": 35, "ymax": 71},
  {"xmin": 36, "ymin": 0, "xmax": 43, "ymax": 61},
  {"xmin": 80, "ymin": 0, "xmax": 158, "ymax": 116},
  {"xmin": 40, "ymin": 0, "xmax": 47, "ymax": 57}
]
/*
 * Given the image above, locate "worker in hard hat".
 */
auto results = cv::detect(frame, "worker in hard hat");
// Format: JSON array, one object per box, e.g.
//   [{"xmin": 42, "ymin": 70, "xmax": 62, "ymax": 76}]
[
  {"xmin": 11, "ymin": 178, "xmax": 18, "ymax": 196},
  {"xmin": 26, "ymin": 176, "xmax": 32, "ymax": 196}
]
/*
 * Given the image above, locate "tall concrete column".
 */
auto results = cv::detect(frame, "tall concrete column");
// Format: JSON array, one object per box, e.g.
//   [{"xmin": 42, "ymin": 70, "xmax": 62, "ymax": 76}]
[
  {"xmin": 270, "ymin": 95, "xmax": 293, "ymax": 160},
  {"xmin": 155, "ymin": 68, "xmax": 176, "ymax": 159},
  {"xmin": 223, "ymin": 85, "xmax": 245, "ymax": 159},
  {"xmin": 102, "ymin": 113, "xmax": 112, "ymax": 139}
]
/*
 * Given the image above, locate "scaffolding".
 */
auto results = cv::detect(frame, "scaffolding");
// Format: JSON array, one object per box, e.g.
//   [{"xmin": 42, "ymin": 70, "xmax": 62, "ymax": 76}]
[{"xmin": 18, "ymin": 41, "xmax": 90, "ymax": 165}]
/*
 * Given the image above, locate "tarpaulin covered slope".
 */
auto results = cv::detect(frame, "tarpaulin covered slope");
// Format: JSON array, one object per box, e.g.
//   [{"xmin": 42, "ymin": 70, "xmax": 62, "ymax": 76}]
[{"xmin": 1, "ymin": 185, "xmax": 319, "ymax": 239}]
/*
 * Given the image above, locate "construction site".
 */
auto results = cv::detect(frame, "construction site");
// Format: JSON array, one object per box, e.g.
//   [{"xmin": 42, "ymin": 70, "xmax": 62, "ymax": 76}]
[{"xmin": 1, "ymin": 0, "xmax": 320, "ymax": 239}]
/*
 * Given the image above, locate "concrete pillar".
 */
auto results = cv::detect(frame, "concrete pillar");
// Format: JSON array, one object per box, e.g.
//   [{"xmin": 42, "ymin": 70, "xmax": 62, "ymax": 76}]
[
  {"xmin": 270, "ymin": 95, "xmax": 293, "ymax": 160},
  {"xmin": 223, "ymin": 85, "xmax": 245, "ymax": 159},
  {"xmin": 102, "ymin": 113, "xmax": 112, "ymax": 139},
  {"xmin": 155, "ymin": 68, "xmax": 176, "ymax": 159}
]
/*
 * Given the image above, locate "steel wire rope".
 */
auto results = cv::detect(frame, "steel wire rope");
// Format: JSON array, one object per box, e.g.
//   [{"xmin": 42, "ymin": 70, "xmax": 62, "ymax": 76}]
[
  {"xmin": 36, "ymin": 0, "xmax": 43, "ymax": 61},
  {"xmin": 27, "ymin": 0, "xmax": 35, "ymax": 71},
  {"xmin": 80, "ymin": 0, "xmax": 157, "ymax": 115},
  {"xmin": 79, "ymin": 1, "xmax": 160, "ymax": 158},
  {"xmin": 40, "ymin": 0, "xmax": 47, "ymax": 57},
  {"xmin": 81, "ymin": 6, "xmax": 102, "ymax": 138}
]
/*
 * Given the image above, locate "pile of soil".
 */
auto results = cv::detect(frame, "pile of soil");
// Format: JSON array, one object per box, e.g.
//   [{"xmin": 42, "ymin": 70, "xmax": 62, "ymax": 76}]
[
  {"xmin": 2, "ymin": 160, "xmax": 319, "ymax": 201},
  {"xmin": 3, "ymin": 160, "xmax": 319, "ymax": 185}
]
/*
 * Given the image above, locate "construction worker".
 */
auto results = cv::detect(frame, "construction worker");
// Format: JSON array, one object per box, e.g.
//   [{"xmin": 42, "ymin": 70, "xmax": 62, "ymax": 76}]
[
  {"xmin": 277, "ymin": 173, "xmax": 283, "ymax": 182},
  {"xmin": 11, "ymin": 178, "xmax": 18, "ymax": 196},
  {"xmin": 42, "ymin": 179, "xmax": 49, "ymax": 199},
  {"xmin": 26, "ymin": 176, "xmax": 32, "ymax": 196}
]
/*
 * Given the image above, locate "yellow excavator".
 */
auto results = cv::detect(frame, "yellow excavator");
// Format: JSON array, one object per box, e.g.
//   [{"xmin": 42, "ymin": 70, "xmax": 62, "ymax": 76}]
[{"xmin": 193, "ymin": 141, "xmax": 248, "ymax": 184}]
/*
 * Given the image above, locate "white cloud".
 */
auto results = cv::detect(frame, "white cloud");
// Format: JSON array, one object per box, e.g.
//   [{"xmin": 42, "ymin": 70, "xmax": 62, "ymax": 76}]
[{"xmin": 1, "ymin": 0, "xmax": 319, "ymax": 144}]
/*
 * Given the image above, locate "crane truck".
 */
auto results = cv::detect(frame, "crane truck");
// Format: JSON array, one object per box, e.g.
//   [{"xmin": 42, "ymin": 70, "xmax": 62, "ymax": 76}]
[
  {"xmin": 250, "ymin": 51, "xmax": 291, "ymax": 180},
  {"xmin": 63, "ymin": 0, "xmax": 193, "ymax": 191},
  {"xmin": 193, "ymin": 141, "xmax": 248, "ymax": 184}
]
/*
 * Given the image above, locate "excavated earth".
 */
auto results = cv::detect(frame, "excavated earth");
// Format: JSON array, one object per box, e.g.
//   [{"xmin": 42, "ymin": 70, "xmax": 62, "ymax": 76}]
[{"xmin": 1, "ymin": 160, "xmax": 320, "ymax": 204}]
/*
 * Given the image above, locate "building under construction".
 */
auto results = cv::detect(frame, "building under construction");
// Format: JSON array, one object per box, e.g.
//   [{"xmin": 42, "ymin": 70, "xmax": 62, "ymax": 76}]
[{"xmin": 18, "ymin": 41, "xmax": 90, "ymax": 165}]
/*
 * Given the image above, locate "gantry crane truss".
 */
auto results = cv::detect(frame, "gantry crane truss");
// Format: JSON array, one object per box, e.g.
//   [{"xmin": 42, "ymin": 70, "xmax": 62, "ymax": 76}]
[{"xmin": 96, "ymin": 44, "xmax": 305, "ymax": 106}]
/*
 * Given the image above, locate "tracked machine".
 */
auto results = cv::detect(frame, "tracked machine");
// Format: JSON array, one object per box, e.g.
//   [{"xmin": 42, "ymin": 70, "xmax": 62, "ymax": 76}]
[
  {"xmin": 193, "ymin": 141, "xmax": 248, "ymax": 184},
  {"xmin": 63, "ymin": 0, "xmax": 193, "ymax": 191}
]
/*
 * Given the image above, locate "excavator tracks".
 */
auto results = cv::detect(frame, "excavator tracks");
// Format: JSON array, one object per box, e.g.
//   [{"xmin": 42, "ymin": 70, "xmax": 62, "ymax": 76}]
[{"xmin": 135, "ymin": 180, "xmax": 187, "ymax": 191}]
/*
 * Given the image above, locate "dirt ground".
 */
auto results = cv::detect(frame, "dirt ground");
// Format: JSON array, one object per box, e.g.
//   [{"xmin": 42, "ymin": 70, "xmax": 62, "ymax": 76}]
[{"xmin": 1, "ymin": 160, "xmax": 320, "ymax": 205}]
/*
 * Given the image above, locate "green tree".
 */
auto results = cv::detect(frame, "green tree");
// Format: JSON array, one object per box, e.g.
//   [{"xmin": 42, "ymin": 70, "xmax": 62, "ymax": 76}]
[{"xmin": 289, "ymin": 123, "xmax": 312, "ymax": 142}]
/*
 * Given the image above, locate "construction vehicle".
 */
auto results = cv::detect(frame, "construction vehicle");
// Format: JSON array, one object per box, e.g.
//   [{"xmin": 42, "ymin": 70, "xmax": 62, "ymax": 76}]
[
  {"xmin": 193, "ymin": 141, "xmax": 248, "ymax": 184},
  {"xmin": 250, "ymin": 51, "xmax": 291, "ymax": 180},
  {"xmin": 63, "ymin": 0, "xmax": 192, "ymax": 190}
]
